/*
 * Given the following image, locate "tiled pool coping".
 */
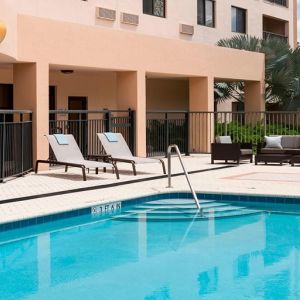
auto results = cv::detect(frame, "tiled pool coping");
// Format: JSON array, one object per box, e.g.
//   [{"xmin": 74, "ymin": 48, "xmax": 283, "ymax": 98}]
[{"xmin": 1, "ymin": 191, "xmax": 300, "ymax": 232}]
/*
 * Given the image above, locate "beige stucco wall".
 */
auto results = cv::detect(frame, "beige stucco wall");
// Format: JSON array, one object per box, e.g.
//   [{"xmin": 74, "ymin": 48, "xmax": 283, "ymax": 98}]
[
  {"xmin": 15, "ymin": 15, "xmax": 264, "ymax": 81},
  {"xmin": 146, "ymin": 79, "xmax": 189, "ymax": 111},
  {"xmin": 0, "ymin": 66, "xmax": 12, "ymax": 83},
  {"xmin": 49, "ymin": 70, "xmax": 118, "ymax": 111},
  {"xmin": 0, "ymin": 0, "xmax": 296, "ymax": 58}
]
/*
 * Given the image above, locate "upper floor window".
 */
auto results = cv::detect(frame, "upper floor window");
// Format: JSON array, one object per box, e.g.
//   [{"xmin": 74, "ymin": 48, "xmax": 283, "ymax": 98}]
[
  {"xmin": 197, "ymin": 0, "xmax": 215, "ymax": 27},
  {"xmin": 143, "ymin": 0, "xmax": 166, "ymax": 18},
  {"xmin": 231, "ymin": 6, "xmax": 246, "ymax": 34},
  {"xmin": 265, "ymin": 0, "xmax": 287, "ymax": 7}
]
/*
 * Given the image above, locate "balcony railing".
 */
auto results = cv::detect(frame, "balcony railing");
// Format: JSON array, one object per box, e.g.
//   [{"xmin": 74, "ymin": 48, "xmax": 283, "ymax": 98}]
[
  {"xmin": 264, "ymin": 0, "xmax": 287, "ymax": 7},
  {"xmin": 0, "ymin": 110, "xmax": 33, "ymax": 182},
  {"xmin": 263, "ymin": 31, "xmax": 288, "ymax": 43}
]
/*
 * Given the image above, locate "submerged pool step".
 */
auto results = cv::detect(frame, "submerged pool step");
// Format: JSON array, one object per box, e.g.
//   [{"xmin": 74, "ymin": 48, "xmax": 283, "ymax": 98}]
[
  {"xmin": 125, "ymin": 205, "xmax": 247, "ymax": 216},
  {"xmin": 135, "ymin": 202, "xmax": 228, "ymax": 211},
  {"xmin": 113, "ymin": 208, "xmax": 263, "ymax": 222},
  {"xmin": 144, "ymin": 199, "xmax": 213, "ymax": 206}
]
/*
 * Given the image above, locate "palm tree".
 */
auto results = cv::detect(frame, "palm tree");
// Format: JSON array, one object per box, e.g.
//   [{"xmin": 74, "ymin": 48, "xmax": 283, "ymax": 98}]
[{"xmin": 215, "ymin": 35, "xmax": 300, "ymax": 110}]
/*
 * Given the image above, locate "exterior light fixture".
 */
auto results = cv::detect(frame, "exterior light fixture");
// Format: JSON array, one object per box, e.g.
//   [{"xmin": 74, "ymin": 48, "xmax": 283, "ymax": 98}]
[
  {"xmin": 61, "ymin": 70, "xmax": 74, "ymax": 74},
  {"xmin": 0, "ymin": 21, "xmax": 7, "ymax": 43}
]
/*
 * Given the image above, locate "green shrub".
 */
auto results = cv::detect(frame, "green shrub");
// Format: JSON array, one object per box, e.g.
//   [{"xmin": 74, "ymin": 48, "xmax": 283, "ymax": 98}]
[{"xmin": 215, "ymin": 121, "xmax": 300, "ymax": 144}]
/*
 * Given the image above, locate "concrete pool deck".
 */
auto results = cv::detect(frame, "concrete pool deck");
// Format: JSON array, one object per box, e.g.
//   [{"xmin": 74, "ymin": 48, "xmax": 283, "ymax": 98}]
[{"xmin": 1, "ymin": 154, "xmax": 300, "ymax": 224}]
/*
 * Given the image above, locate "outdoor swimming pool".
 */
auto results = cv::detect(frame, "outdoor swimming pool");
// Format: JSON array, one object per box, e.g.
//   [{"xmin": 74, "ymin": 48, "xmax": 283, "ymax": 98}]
[{"xmin": 0, "ymin": 196, "xmax": 300, "ymax": 300}]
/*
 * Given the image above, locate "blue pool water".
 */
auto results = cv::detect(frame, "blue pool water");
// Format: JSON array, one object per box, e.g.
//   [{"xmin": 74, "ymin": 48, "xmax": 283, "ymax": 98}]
[{"xmin": 1, "ymin": 198, "xmax": 300, "ymax": 300}]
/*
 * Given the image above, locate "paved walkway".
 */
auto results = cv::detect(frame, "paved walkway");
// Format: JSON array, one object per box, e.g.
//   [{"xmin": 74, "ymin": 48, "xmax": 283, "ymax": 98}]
[{"xmin": 1, "ymin": 154, "xmax": 300, "ymax": 224}]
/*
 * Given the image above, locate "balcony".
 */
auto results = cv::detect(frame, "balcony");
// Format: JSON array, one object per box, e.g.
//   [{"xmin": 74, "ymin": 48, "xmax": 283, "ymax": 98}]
[
  {"xmin": 264, "ymin": 0, "xmax": 288, "ymax": 7},
  {"xmin": 263, "ymin": 15, "xmax": 288, "ymax": 43},
  {"xmin": 263, "ymin": 31, "xmax": 288, "ymax": 43}
]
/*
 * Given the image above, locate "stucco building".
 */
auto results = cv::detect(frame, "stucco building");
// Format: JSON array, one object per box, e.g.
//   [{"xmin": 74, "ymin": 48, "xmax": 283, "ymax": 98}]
[{"xmin": 0, "ymin": 0, "xmax": 297, "ymax": 166}]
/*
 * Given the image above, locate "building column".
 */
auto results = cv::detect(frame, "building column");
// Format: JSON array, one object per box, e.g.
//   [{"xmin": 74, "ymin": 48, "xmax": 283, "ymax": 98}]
[
  {"xmin": 244, "ymin": 80, "xmax": 265, "ymax": 124},
  {"xmin": 244, "ymin": 80, "xmax": 265, "ymax": 112},
  {"xmin": 116, "ymin": 70, "xmax": 146, "ymax": 156},
  {"xmin": 13, "ymin": 62, "xmax": 49, "ymax": 167},
  {"xmin": 189, "ymin": 76, "xmax": 214, "ymax": 153}
]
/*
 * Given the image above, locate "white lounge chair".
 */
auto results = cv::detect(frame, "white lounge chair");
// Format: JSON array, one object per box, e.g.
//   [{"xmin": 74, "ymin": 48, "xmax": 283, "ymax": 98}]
[
  {"xmin": 35, "ymin": 134, "xmax": 119, "ymax": 181},
  {"xmin": 97, "ymin": 132, "xmax": 166, "ymax": 176}
]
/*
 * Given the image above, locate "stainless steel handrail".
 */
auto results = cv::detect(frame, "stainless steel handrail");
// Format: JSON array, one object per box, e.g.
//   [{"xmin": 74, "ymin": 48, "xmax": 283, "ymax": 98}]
[{"xmin": 167, "ymin": 144, "xmax": 200, "ymax": 209}]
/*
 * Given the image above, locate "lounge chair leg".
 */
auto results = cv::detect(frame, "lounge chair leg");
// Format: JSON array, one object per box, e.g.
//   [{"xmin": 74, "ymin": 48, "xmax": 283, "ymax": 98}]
[
  {"xmin": 250, "ymin": 157, "xmax": 253, "ymax": 163},
  {"xmin": 82, "ymin": 167, "xmax": 87, "ymax": 181},
  {"xmin": 65, "ymin": 166, "xmax": 68, "ymax": 172},
  {"xmin": 114, "ymin": 165, "xmax": 120, "ymax": 179},
  {"xmin": 35, "ymin": 160, "xmax": 39, "ymax": 174},
  {"xmin": 96, "ymin": 168, "xmax": 98, "ymax": 175},
  {"xmin": 111, "ymin": 161, "xmax": 119, "ymax": 179},
  {"xmin": 160, "ymin": 159, "xmax": 166, "ymax": 174},
  {"xmin": 132, "ymin": 162, "xmax": 137, "ymax": 176},
  {"xmin": 103, "ymin": 167, "xmax": 107, "ymax": 173}
]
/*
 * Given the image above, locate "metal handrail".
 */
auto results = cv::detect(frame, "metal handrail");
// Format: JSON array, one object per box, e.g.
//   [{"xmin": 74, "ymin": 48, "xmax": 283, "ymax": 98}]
[{"xmin": 167, "ymin": 144, "xmax": 200, "ymax": 209}]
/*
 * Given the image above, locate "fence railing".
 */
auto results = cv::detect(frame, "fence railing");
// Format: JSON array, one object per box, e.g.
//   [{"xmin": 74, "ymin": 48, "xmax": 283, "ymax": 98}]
[
  {"xmin": 146, "ymin": 111, "xmax": 300, "ymax": 156},
  {"xmin": 0, "ymin": 110, "xmax": 33, "ymax": 182},
  {"xmin": 49, "ymin": 109, "xmax": 135, "ymax": 158},
  {"xmin": 146, "ymin": 111, "xmax": 189, "ymax": 157},
  {"xmin": 263, "ymin": 31, "xmax": 288, "ymax": 43}
]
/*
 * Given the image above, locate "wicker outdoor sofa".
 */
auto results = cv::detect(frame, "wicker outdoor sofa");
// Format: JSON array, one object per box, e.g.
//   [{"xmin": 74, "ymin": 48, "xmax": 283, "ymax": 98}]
[{"xmin": 255, "ymin": 135, "xmax": 300, "ymax": 165}]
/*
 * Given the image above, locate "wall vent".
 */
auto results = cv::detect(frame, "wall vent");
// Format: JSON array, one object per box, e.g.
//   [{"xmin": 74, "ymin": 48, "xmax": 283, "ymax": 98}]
[
  {"xmin": 96, "ymin": 7, "xmax": 116, "ymax": 21},
  {"xmin": 179, "ymin": 24, "xmax": 194, "ymax": 35},
  {"xmin": 120, "ymin": 12, "xmax": 139, "ymax": 26}
]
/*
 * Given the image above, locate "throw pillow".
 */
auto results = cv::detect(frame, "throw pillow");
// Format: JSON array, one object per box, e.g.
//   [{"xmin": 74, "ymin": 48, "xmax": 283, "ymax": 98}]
[
  {"xmin": 216, "ymin": 136, "xmax": 232, "ymax": 144},
  {"xmin": 264, "ymin": 136, "xmax": 282, "ymax": 149}
]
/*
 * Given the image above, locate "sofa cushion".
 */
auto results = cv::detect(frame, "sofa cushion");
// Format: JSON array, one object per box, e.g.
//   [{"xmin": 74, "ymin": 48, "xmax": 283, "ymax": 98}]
[
  {"xmin": 281, "ymin": 136, "xmax": 300, "ymax": 149},
  {"xmin": 260, "ymin": 148, "xmax": 285, "ymax": 154},
  {"xmin": 216, "ymin": 136, "xmax": 232, "ymax": 144},
  {"xmin": 240, "ymin": 149, "xmax": 252, "ymax": 155},
  {"xmin": 265, "ymin": 136, "xmax": 282, "ymax": 149}
]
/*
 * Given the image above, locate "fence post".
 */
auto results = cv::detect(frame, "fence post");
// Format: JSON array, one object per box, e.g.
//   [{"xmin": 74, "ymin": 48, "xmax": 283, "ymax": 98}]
[
  {"xmin": 128, "ymin": 108, "xmax": 135, "ymax": 155},
  {"xmin": 164, "ymin": 112, "xmax": 169, "ymax": 157},
  {"xmin": 20, "ymin": 113, "xmax": 24, "ymax": 176},
  {"xmin": 105, "ymin": 110, "xmax": 112, "ymax": 132},
  {"xmin": 185, "ymin": 112, "xmax": 190, "ymax": 156},
  {"xmin": 1, "ymin": 113, "xmax": 6, "ymax": 182}
]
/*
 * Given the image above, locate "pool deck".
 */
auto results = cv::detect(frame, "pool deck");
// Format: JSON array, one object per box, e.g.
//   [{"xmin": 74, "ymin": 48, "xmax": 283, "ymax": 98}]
[{"xmin": 1, "ymin": 154, "xmax": 300, "ymax": 224}]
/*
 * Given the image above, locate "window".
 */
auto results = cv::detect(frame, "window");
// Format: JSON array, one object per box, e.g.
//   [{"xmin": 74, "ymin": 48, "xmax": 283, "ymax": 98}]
[
  {"xmin": 231, "ymin": 6, "xmax": 246, "ymax": 33},
  {"xmin": 265, "ymin": 0, "xmax": 287, "ymax": 7},
  {"xmin": 143, "ymin": 0, "xmax": 166, "ymax": 18},
  {"xmin": 197, "ymin": 0, "xmax": 215, "ymax": 27}
]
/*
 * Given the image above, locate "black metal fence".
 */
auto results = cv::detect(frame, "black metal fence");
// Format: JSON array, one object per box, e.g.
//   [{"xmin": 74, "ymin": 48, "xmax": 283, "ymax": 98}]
[
  {"xmin": 146, "ymin": 111, "xmax": 300, "ymax": 156},
  {"xmin": 49, "ymin": 109, "xmax": 135, "ymax": 158},
  {"xmin": 146, "ymin": 111, "xmax": 189, "ymax": 157},
  {"xmin": 0, "ymin": 110, "xmax": 33, "ymax": 182}
]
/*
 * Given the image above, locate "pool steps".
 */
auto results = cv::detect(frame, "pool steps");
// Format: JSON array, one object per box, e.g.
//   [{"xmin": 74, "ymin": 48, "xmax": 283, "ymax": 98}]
[{"xmin": 112, "ymin": 199, "xmax": 263, "ymax": 222}]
